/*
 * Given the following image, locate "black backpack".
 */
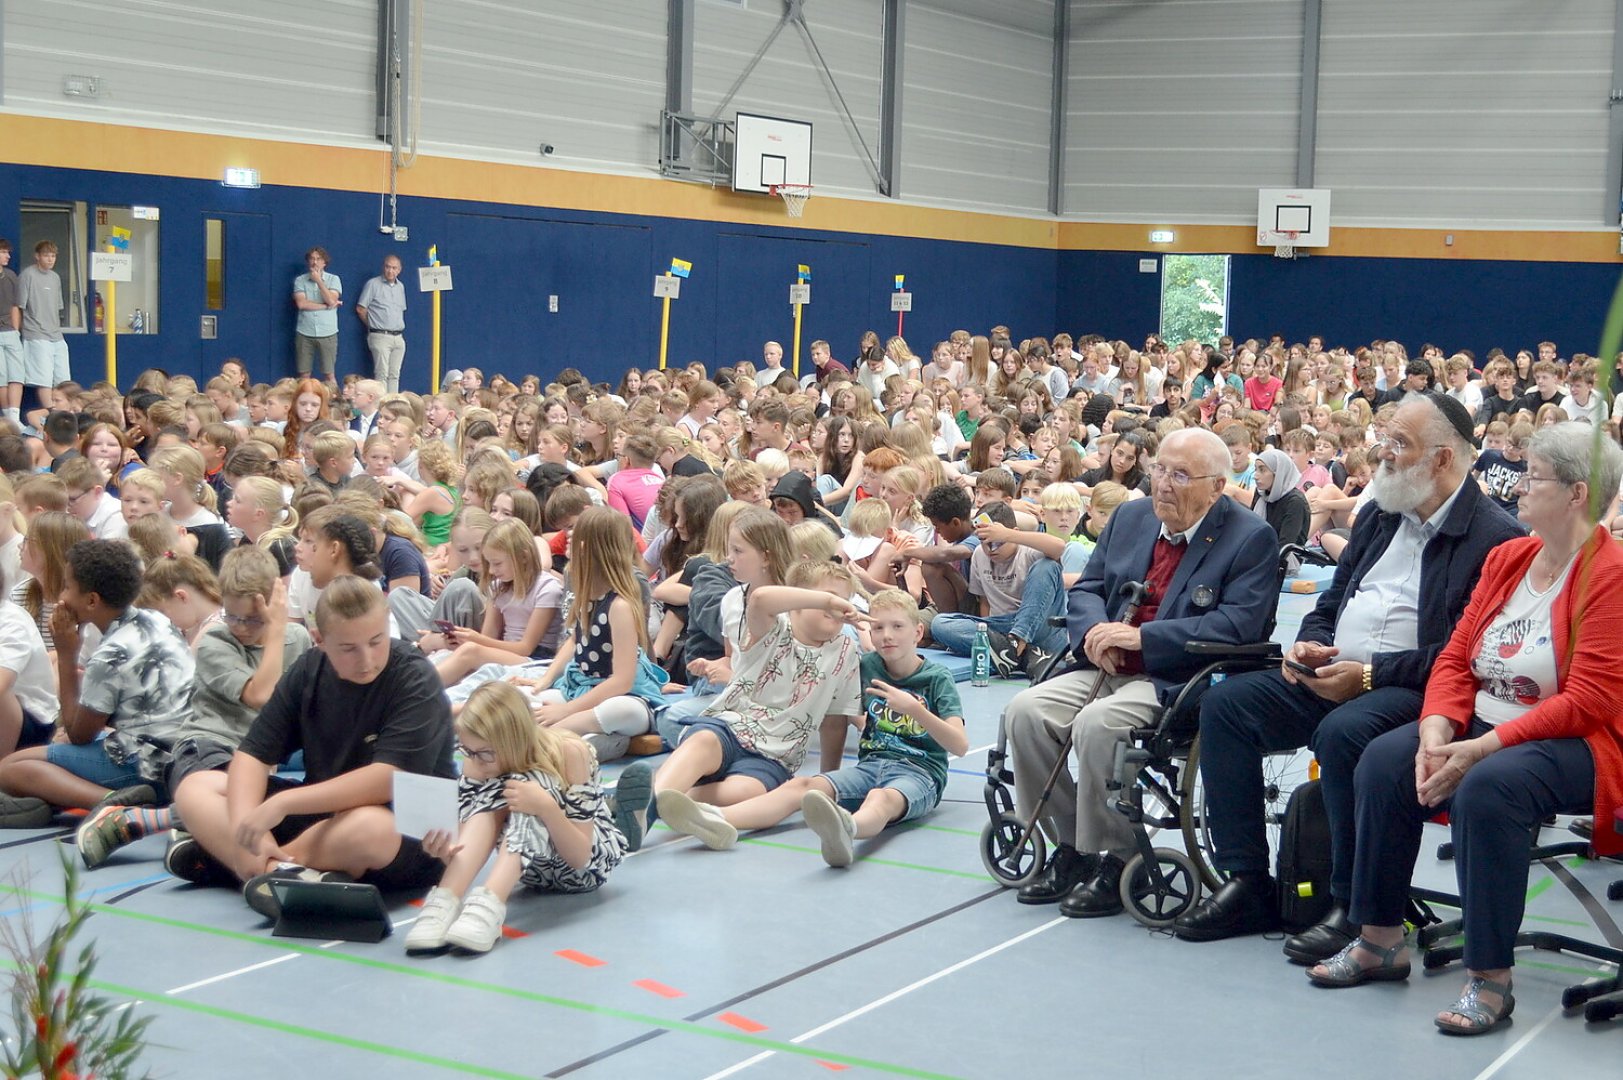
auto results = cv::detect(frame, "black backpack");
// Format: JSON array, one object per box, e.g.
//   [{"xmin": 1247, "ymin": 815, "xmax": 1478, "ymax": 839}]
[{"xmin": 1275, "ymin": 779, "xmax": 1334, "ymax": 931}]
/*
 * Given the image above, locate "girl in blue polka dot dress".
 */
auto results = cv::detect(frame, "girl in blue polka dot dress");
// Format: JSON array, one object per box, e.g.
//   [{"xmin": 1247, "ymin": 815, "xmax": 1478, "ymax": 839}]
[{"xmin": 512, "ymin": 507, "xmax": 666, "ymax": 768}]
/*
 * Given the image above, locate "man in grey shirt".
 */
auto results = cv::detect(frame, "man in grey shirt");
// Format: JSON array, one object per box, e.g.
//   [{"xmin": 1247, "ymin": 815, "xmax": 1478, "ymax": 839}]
[
  {"xmin": 292, "ymin": 246, "xmax": 342, "ymax": 383},
  {"xmin": 355, "ymin": 254, "xmax": 407, "ymax": 393},
  {"xmin": 0, "ymin": 240, "xmax": 21, "ymax": 426},
  {"xmin": 15, "ymin": 241, "xmax": 68, "ymax": 414}
]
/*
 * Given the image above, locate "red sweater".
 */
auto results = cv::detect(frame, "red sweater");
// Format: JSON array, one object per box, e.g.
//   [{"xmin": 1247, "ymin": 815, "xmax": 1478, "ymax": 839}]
[{"xmin": 1421, "ymin": 527, "xmax": 1623, "ymax": 855}]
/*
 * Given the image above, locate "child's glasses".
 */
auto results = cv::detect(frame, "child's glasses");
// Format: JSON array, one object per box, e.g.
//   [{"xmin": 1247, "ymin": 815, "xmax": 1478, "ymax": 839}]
[{"xmin": 456, "ymin": 743, "xmax": 498, "ymax": 764}]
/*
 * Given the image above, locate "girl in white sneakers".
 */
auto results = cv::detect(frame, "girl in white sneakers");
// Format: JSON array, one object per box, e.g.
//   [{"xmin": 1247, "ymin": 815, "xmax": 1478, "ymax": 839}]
[{"xmin": 406, "ymin": 680, "xmax": 630, "ymax": 955}]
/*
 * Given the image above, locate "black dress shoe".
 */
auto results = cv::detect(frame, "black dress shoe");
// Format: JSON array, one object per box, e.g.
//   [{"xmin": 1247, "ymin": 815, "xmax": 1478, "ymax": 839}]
[
  {"xmin": 1059, "ymin": 854, "xmax": 1126, "ymax": 918},
  {"xmin": 1172, "ymin": 875, "xmax": 1280, "ymax": 941},
  {"xmin": 1282, "ymin": 904, "xmax": 1356, "ymax": 965},
  {"xmin": 1016, "ymin": 844, "xmax": 1097, "ymax": 905}
]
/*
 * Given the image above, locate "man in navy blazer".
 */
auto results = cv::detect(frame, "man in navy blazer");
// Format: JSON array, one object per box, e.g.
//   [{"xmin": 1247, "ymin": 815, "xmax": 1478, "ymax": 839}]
[
  {"xmin": 1005, "ymin": 428, "xmax": 1279, "ymax": 919},
  {"xmin": 1172, "ymin": 393, "xmax": 1524, "ymax": 950}
]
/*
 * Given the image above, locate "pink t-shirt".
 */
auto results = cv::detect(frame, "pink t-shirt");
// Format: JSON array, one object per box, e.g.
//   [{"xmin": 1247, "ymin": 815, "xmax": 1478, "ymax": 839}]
[
  {"xmin": 607, "ymin": 467, "xmax": 665, "ymax": 531},
  {"xmin": 1244, "ymin": 376, "xmax": 1283, "ymax": 411}
]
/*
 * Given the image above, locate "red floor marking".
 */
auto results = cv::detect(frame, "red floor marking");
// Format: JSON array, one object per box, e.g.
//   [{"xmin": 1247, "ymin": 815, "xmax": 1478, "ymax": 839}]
[
  {"xmin": 634, "ymin": 978, "xmax": 685, "ymax": 998},
  {"xmin": 717, "ymin": 1012, "xmax": 767, "ymax": 1033},
  {"xmin": 815, "ymin": 1062, "xmax": 851, "ymax": 1072},
  {"xmin": 409, "ymin": 897, "xmax": 526, "ymax": 938},
  {"xmin": 556, "ymin": 949, "xmax": 606, "ymax": 967}
]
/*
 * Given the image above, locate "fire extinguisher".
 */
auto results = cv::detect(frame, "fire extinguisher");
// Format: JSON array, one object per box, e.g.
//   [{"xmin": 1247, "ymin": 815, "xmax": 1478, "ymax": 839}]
[{"xmin": 93, "ymin": 291, "xmax": 104, "ymax": 334}]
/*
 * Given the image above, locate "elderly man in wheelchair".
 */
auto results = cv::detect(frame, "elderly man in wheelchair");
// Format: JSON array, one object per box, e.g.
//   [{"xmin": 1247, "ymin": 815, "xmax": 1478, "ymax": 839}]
[{"xmin": 1001, "ymin": 428, "xmax": 1280, "ymax": 919}]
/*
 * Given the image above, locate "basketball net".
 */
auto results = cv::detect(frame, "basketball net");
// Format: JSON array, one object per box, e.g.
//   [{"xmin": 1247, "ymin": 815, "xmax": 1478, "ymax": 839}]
[
  {"xmin": 1273, "ymin": 231, "xmax": 1299, "ymax": 260},
  {"xmin": 772, "ymin": 184, "xmax": 812, "ymax": 218}
]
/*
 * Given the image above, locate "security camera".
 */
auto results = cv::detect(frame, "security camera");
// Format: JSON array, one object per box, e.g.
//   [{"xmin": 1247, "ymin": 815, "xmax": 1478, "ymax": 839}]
[{"xmin": 540, "ymin": 144, "xmax": 555, "ymax": 156}]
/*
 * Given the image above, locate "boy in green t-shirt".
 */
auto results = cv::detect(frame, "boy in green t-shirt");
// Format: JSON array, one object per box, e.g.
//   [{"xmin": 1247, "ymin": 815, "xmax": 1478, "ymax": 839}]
[{"xmin": 658, "ymin": 589, "xmax": 966, "ymax": 865}]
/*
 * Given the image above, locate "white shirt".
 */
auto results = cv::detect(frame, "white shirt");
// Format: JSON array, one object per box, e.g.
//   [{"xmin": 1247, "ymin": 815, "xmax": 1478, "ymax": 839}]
[
  {"xmin": 1446, "ymin": 383, "xmax": 1483, "ymax": 417},
  {"xmin": 857, "ymin": 360, "xmax": 902, "ymax": 400},
  {"xmin": 87, "ymin": 491, "xmax": 128, "ymax": 540},
  {"xmin": 1470, "ymin": 553, "xmax": 1571, "ymax": 726},
  {"xmin": 0, "ymin": 600, "xmax": 58, "ymax": 724},
  {"xmin": 1560, "ymin": 391, "xmax": 1606, "ymax": 426},
  {"xmin": 1331, "ymin": 480, "xmax": 1465, "ymax": 664}
]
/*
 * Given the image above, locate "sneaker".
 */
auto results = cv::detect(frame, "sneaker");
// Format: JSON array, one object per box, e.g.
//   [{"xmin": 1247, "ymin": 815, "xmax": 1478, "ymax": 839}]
[
  {"xmin": 443, "ymin": 885, "xmax": 506, "ymax": 953},
  {"xmin": 76, "ymin": 806, "xmax": 136, "ymax": 870},
  {"xmin": 986, "ymin": 631, "xmax": 1022, "ymax": 679},
  {"xmin": 655, "ymin": 789, "xmax": 738, "ymax": 851},
  {"xmin": 583, "ymin": 732, "xmax": 630, "ymax": 764},
  {"xmin": 92, "ymin": 785, "xmax": 158, "ymax": 813},
  {"xmin": 404, "ymin": 886, "xmax": 462, "ymax": 954},
  {"xmin": 1023, "ymin": 642, "xmax": 1061, "ymax": 682},
  {"xmin": 164, "ymin": 831, "xmax": 236, "ymax": 887},
  {"xmin": 611, "ymin": 762, "xmax": 654, "ymax": 852},
  {"xmin": 801, "ymin": 790, "xmax": 857, "ymax": 867},
  {"xmin": 242, "ymin": 864, "xmax": 355, "ymax": 920},
  {"xmin": 0, "ymin": 794, "xmax": 53, "ymax": 829}
]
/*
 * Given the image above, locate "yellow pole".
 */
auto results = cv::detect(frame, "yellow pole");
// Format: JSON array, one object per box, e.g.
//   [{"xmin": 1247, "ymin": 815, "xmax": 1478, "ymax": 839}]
[
  {"xmin": 792, "ymin": 301, "xmax": 803, "ymax": 378},
  {"xmin": 431, "ymin": 289, "xmax": 441, "ymax": 395},
  {"xmin": 104, "ymin": 276, "xmax": 117, "ymax": 387},
  {"xmin": 658, "ymin": 295, "xmax": 672, "ymax": 370}
]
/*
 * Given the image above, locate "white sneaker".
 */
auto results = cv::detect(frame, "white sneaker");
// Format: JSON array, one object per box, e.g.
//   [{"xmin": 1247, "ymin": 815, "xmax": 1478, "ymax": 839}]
[
  {"xmin": 404, "ymin": 886, "xmax": 461, "ymax": 953},
  {"xmin": 655, "ymin": 789, "xmax": 738, "ymax": 851},
  {"xmin": 443, "ymin": 886, "xmax": 506, "ymax": 954},
  {"xmin": 801, "ymin": 790, "xmax": 857, "ymax": 867}
]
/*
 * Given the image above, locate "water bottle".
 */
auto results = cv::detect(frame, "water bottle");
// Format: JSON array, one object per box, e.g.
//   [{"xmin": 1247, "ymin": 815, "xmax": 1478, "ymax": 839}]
[{"xmin": 971, "ymin": 622, "xmax": 991, "ymax": 687}]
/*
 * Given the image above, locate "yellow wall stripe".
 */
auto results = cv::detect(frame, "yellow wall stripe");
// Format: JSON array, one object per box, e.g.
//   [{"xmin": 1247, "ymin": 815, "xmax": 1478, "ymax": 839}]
[{"xmin": 3, "ymin": 114, "xmax": 1619, "ymax": 264}]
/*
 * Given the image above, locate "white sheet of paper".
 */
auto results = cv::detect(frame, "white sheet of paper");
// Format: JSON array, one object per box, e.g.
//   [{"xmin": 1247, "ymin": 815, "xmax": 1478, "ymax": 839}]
[{"xmin": 392, "ymin": 772, "xmax": 459, "ymax": 839}]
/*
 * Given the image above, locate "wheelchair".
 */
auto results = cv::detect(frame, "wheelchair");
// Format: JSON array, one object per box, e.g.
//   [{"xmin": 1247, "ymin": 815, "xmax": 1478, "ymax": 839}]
[{"xmin": 979, "ymin": 544, "xmax": 1334, "ymax": 929}]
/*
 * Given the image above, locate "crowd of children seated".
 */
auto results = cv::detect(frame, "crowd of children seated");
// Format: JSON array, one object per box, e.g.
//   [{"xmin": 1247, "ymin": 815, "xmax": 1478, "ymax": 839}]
[{"xmin": 0, "ymin": 326, "xmax": 1611, "ymax": 958}]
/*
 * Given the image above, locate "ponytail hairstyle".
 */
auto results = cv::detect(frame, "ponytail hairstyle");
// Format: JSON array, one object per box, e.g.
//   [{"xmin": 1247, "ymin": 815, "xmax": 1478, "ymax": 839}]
[
  {"xmin": 151, "ymin": 445, "xmax": 218, "ymax": 513},
  {"xmin": 481, "ymin": 518, "xmax": 542, "ymax": 600},
  {"xmin": 456, "ymin": 681, "xmax": 574, "ymax": 785},
  {"xmin": 221, "ymin": 441, "xmax": 277, "ymax": 484},
  {"xmin": 300, "ymin": 506, "xmax": 382, "ymax": 582},
  {"xmin": 138, "ymin": 549, "xmax": 222, "ymax": 612},
  {"xmin": 126, "ymin": 513, "xmax": 188, "ymax": 565},
  {"xmin": 20, "ymin": 511, "xmax": 90, "ymax": 624},
  {"xmin": 564, "ymin": 506, "xmax": 649, "ymax": 650},
  {"xmin": 334, "ymin": 490, "xmax": 427, "ymax": 555}
]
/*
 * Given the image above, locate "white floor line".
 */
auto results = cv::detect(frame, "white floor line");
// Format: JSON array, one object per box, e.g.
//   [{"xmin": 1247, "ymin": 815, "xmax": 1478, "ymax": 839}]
[
  {"xmin": 698, "ymin": 917, "xmax": 1067, "ymax": 1080},
  {"xmin": 964, "ymin": 743, "xmax": 995, "ymax": 757},
  {"xmin": 166, "ymin": 953, "xmax": 301, "ymax": 995},
  {"xmin": 1470, "ymin": 1003, "xmax": 1562, "ymax": 1080}
]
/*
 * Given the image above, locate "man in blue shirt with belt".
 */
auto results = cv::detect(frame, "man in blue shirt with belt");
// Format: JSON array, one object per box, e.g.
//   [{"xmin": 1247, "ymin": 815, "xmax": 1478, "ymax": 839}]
[
  {"xmin": 293, "ymin": 247, "xmax": 342, "ymax": 384},
  {"xmin": 355, "ymin": 255, "xmax": 407, "ymax": 393}
]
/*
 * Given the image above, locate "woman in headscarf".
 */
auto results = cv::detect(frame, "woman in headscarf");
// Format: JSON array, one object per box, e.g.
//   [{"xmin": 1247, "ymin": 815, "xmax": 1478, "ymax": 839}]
[{"xmin": 1251, "ymin": 447, "xmax": 1310, "ymax": 549}]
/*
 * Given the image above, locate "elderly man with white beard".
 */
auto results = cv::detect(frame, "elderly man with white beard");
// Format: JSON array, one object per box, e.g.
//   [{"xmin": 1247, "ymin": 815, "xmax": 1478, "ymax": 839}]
[{"xmin": 1168, "ymin": 393, "xmax": 1525, "ymax": 954}]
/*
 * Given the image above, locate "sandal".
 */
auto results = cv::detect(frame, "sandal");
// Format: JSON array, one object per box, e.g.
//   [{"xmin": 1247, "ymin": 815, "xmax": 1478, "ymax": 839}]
[
  {"xmin": 1435, "ymin": 976, "xmax": 1514, "ymax": 1036},
  {"xmin": 1307, "ymin": 936, "xmax": 1411, "ymax": 988}
]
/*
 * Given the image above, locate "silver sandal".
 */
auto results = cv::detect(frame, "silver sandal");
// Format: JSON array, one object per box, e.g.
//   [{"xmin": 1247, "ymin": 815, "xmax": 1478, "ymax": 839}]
[
  {"xmin": 1307, "ymin": 936, "xmax": 1411, "ymax": 988},
  {"xmin": 1435, "ymin": 976, "xmax": 1514, "ymax": 1036}
]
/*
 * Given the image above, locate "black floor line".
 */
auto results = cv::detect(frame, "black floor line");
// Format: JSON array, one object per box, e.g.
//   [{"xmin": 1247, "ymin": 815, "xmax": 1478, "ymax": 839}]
[
  {"xmin": 101, "ymin": 878, "xmax": 166, "ymax": 907},
  {"xmin": 0, "ymin": 828, "xmax": 72, "ymax": 851},
  {"xmin": 545, "ymin": 886, "xmax": 1005, "ymax": 1077},
  {"xmin": 1548, "ymin": 858, "xmax": 1623, "ymax": 950}
]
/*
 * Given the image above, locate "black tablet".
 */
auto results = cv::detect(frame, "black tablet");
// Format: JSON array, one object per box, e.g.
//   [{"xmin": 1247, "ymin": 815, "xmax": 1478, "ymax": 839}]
[{"xmin": 270, "ymin": 880, "xmax": 393, "ymax": 943}]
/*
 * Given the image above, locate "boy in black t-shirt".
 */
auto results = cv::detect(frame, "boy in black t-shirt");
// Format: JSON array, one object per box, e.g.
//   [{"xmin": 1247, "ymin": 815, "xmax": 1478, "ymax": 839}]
[{"xmin": 169, "ymin": 576, "xmax": 455, "ymax": 917}]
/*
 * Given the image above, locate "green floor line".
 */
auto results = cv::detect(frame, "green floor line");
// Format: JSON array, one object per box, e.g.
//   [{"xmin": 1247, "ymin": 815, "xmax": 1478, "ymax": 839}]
[
  {"xmin": 1525, "ymin": 875, "xmax": 1557, "ymax": 902},
  {"xmin": 0, "ymin": 883, "xmax": 968, "ymax": 1080},
  {"xmin": 735, "ymin": 836, "xmax": 986, "ymax": 879},
  {"xmin": 1523, "ymin": 914, "xmax": 1592, "ymax": 929},
  {"xmin": 1520, "ymin": 959, "xmax": 1615, "ymax": 979},
  {"xmin": 908, "ymin": 824, "xmax": 982, "ymax": 838}
]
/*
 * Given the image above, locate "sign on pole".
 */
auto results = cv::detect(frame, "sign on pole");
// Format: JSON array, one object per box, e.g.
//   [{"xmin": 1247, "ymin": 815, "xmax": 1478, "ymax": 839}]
[
  {"xmin": 90, "ymin": 252, "xmax": 133, "ymax": 282},
  {"xmin": 417, "ymin": 265, "xmax": 454, "ymax": 292}
]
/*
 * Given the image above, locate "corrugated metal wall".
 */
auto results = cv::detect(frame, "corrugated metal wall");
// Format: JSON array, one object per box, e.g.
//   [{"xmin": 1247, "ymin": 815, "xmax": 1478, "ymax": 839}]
[
  {"xmin": 3, "ymin": 0, "xmax": 377, "ymax": 144},
  {"xmin": 1064, "ymin": 0, "xmax": 1304, "ymax": 223},
  {"xmin": 1316, "ymin": 0, "xmax": 1614, "ymax": 228},
  {"xmin": 692, "ymin": 0, "xmax": 884, "ymax": 197},
  {"xmin": 903, "ymin": 0, "xmax": 1054, "ymax": 213},
  {"xmin": 415, "ymin": 0, "xmax": 666, "ymax": 170}
]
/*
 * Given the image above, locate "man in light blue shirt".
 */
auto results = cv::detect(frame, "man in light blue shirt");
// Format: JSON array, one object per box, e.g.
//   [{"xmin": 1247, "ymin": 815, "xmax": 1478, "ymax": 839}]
[
  {"xmin": 292, "ymin": 247, "xmax": 342, "ymax": 382},
  {"xmin": 355, "ymin": 255, "xmax": 407, "ymax": 393}
]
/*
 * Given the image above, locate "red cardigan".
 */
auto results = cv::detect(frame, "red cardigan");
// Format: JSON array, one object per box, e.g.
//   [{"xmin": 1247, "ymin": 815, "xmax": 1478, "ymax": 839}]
[{"xmin": 1421, "ymin": 526, "xmax": 1623, "ymax": 856}]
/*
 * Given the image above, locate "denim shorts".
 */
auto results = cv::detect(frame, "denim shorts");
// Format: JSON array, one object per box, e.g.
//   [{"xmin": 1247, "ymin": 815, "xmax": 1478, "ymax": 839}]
[
  {"xmin": 681, "ymin": 720, "xmax": 792, "ymax": 791},
  {"xmin": 45, "ymin": 735, "xmax": 156, "ymax": 796},
  {"xmin": 824, "ymin": 758, "xmax": 940, "ymax": 823}
]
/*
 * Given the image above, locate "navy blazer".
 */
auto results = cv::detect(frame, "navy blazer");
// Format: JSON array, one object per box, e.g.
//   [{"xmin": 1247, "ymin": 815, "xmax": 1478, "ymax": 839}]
[
  {"xmin": 1297, "ymin": 477, "xmax": 1525, "ymax": 692},
  {"xmin": 1066, "ymin": 495, "xmax": 1279, "ymax": 703}
]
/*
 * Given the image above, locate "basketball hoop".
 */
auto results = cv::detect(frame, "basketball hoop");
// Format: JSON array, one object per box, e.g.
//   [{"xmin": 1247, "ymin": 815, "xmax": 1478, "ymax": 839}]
[
  {"xmin": 771, "ymin": 184, "xmax": 813, "ymax": 218},
  {"xmin": 1273, "ymin": 230, "xmax": 1300, "ymax": 260}
]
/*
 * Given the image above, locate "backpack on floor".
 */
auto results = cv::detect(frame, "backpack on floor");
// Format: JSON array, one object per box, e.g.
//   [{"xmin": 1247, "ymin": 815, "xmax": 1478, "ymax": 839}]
[{"xmin": 1275, "ymin": 778, "xmax": 1334, "ymax": 932}]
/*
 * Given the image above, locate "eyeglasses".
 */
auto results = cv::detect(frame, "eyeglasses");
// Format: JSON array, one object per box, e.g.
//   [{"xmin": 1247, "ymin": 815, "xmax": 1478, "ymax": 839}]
[
  {"xmin": 220, "ymin": 613, "xmax": 265, "ymax": 629},
  {"xmin": 67, "ymin": 489, "xmax": 96, "ymax": 505},
  {"xmin": 1513, "ymin": 473, "xmax": 1568, "ymax": 493},
  {"xmin": 1149, "ymin": 463, "xmax": 1220, "ymax": 487},
  {"xmin": 1371, "ymin": 435, "xmax": 1448, "ymax": 455},
  {"xmin": 456, "ymin": 743, "xmax": 498, "ymax": 765}
]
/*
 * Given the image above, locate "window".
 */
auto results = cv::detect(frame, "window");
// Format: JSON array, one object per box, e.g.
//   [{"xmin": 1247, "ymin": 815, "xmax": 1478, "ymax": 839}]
[
  {"xmin": 93, "ymin": 205, "xmax": 161, "ymax": 334},
  {"xmin": 1159, "ymin": 254, "xmax": 1230, "ymax": 347},
  {"xmin": 19, "ymin": 200, "xmax": 88, "ymax": 332},
  {"xmin": 205, "ymin": 218, "xmax": 225, "ymax": 310}
]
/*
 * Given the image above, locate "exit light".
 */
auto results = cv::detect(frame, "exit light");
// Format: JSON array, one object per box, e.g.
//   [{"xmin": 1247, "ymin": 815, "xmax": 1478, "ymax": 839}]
[
  {"xmin": 1149, "ymin": 230, "xmax": 1175, "ymax": 243},
  {"xmin": 222, "ymin": 168, "xmax": 261, "ymax": 189}
]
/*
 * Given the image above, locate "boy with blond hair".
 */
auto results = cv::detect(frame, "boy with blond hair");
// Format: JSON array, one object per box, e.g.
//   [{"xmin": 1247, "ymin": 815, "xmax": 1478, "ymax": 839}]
[
  {"xmin": 657, "ymin": 588, "xmax": 964, "ymax": 865},
  {"xmin": 308, "ymin": 431, "xmax": 355, "ymax": 495}
]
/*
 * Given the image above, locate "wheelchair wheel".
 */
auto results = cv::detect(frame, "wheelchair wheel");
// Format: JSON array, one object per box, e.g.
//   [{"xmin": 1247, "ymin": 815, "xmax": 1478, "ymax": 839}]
[
  {"xmin": 1120, "ymin": 848, "xmax": 1203, "ymax": 928},
  {"xmin": 979, "ymin": 812, "xmax": 1047, "ymax": 888},
  {"xmin": 1180, "ymin": 736, "xmax": 1315, "ymax": 892}
]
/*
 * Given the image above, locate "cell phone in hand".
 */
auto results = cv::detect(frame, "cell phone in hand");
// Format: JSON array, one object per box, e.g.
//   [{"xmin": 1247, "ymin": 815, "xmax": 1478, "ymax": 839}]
[
  {"xmin": 1283, "ymin": 657, "xmax": 1318, "ymax": 678},
  {"xmin": 974, "ymin": 511, "xmax": 994, "ymax": 528},
  {"xmin": 433, "ymin": 620, "xmax": 458, "ymax": 636}
]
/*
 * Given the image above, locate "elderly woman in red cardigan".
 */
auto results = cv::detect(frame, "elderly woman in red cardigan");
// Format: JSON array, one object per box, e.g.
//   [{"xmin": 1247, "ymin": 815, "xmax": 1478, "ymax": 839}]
[{"xmin": 1304, "ymin": 422, "xmax": 1623, "ymax": 1035}]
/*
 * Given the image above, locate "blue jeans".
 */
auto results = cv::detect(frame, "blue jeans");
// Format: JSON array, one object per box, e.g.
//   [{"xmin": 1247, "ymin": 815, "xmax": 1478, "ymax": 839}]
[
  {"xmin": 45, "ymin": 735, "xmax": 157, "ymax": 796},
  {"xmin": 930, "ymin": 559, "xmax": 1066, "ymax": 657}
]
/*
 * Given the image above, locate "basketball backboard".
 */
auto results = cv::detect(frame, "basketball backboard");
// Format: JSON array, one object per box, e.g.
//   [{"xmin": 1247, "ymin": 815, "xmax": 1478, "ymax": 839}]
[
  {"xmin": 1257, "ymin": 188, "xmax": 1332, "ymax": 247},
  {"xmin": 732, "ymin": 112, "xmax": 812, "ymax": 195}
]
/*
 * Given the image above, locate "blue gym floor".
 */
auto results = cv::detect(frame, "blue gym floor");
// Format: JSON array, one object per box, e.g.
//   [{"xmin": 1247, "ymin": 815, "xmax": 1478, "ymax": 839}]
[{"xmin": 0, "ymin": 591, "xmax": 1617, "ymax": 1078}]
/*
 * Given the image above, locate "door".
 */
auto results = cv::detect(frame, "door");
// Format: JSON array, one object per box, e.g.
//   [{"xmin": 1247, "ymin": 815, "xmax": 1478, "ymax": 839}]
[
  {"xmin": 199, "ymin": 212, "xmax": 272, "ymax": 371},
  {"xmin": 716, "ymin": 232, "xmax": 872, "ymax": 373}
]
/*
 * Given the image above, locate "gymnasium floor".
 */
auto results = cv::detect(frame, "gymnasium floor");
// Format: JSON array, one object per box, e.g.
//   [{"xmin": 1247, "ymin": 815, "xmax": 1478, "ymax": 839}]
[{"xmin": 0, "ymin": 594, "xmax": 1616, "ymax": 1078}]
